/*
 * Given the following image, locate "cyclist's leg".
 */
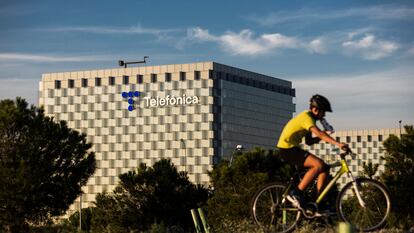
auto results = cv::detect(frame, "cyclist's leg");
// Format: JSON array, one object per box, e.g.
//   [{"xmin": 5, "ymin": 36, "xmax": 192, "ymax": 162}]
[
  {"xmin": 316, "ymin": 168, "xmax": 329, "ymax": 194},
  {"xmin": 279, "ymin": 147, "xmax": 309, "ymax": 209},
  {"xmin": 298, "ymin": 154, "xmax": 327, "ymax": 192}
]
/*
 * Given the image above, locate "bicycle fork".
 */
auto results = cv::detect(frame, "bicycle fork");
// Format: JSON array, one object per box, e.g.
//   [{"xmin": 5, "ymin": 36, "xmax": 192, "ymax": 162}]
[{"xmin": 348, "ymin": 172, "xmax": 367, "ymax": 208}]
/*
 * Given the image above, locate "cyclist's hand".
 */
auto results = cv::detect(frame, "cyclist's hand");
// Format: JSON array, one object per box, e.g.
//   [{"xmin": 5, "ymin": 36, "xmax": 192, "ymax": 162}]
[
  {"xmin": 339, "ymin": 143, "xmax": 347, "ymax": 150},
  {"xmin": 340, "ymin": 143, "xmax": 351, "ymax": 153}
]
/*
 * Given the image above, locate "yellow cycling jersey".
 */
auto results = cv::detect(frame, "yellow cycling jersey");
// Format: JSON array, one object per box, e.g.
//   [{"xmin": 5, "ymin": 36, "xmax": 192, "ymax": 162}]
[{"xmin": 277, "ymin": 110, "xmax": 316, "ymax": 149}]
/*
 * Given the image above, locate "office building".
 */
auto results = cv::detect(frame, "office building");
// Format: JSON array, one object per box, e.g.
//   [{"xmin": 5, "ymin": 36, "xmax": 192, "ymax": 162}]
[{"xmin": 39, "ymin": 61, "xmax": 295, "ymax": 214}]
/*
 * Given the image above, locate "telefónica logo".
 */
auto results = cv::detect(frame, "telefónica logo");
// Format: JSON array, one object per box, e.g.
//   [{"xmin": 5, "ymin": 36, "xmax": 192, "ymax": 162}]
[{"xmin": 121, "ymin": 91, "xmax": 140, "ymax": 111}]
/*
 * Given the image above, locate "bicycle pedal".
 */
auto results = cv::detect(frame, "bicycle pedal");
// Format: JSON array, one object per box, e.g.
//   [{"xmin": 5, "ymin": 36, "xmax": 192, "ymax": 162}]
[
  {"xmin": 317, "ymin": 210, "xmax": 336, "ymax": 217},
  {"xmin": 313, "ymin": 212, "xmax": 323, "ymax": 217}
]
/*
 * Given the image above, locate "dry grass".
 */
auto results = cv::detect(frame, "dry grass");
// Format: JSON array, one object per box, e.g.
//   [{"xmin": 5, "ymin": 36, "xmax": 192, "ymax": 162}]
[{"xmin": 209, "ymin": 219, "xmax": 407, "ymax": 233}]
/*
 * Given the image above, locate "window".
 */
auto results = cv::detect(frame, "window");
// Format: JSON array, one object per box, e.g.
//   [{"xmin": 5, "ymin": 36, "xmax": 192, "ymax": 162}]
[
  {"xmin": 95, "ymin": 77, "xmax": 101, "ymax": 87},
  {"xmin": 151, "ymin": 74, "xmax": 157, "ymax": 83},
  {"xmin": 109, "ymin": 76, "xmax": 115, "ymax": 86},
  {"xmin": 346, "ymin": 136, "xmax": 351, "ymax": 143},
  {"xmin": 165, "ymin": 73, "xmax": 172, "ymax": 82},
  {"xmin": 368, "ymin": 135, "xmax": 372, "ymax": 142},
  {"xmin": 194, "ymin": 71, "xmax": 201, "ymax": 80},
  {"xmin": 180, "ymin": 72, "xmax": 186, "ymax": 81},
  {"xmin": 123, "ymin": 75, "xmax": 129, "ymax": 84},
  {"xmin": 68, "ymin": 79, "xmax": 75, "ymax": 88},
  {"xmin": 378, "ymin": 135, "xmax": 383, "ymax": 141},
  {"xmin": 240, "ymin": 76, "xmax": 246, "ymax": 84},
  {"xmin": 209, "ymin": 70, "xmax": 214, "ymax": 79},
  {"xmin": 81, "ymin": 79, "xmax": 88, "ymax": 87},
  {"xmin": 54, "ymin": 80, "xmax": 61, "ymax": 89},
  {"xmin": 137, "ymin": 75, "xmax": 143, "ymax": 84},
  {"xmin": 357, "ymin": 136, "xmax": 361, "ymax": 142}
]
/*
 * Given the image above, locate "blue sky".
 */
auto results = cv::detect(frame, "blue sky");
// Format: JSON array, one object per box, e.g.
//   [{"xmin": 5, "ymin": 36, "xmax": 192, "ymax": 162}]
[{"xmin": 0, "ymin": 0, "xmax": 413, "ymax": 130}]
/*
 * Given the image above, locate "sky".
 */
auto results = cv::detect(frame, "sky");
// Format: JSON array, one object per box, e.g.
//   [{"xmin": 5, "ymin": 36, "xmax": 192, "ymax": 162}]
[{"xmin": 0, "ymin": 0, "xmax": 413, "ymax": 130}]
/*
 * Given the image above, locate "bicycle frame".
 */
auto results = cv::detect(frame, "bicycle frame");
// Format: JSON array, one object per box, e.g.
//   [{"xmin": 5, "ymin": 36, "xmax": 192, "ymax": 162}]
[
  {"xmin": 315, "ymin": 157, "xmax": 349, "ymax": 204},
  {"xmin": 280, "ymin": 157, "xmax": 349, "ymax": 205},
  {"xmin": 312, "ymin": 153, "xmax": 367, "ymax": 208}
]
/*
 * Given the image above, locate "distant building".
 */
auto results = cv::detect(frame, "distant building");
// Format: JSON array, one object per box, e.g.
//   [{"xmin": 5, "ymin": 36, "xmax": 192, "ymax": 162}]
[
  {"xmin": 39, "ymin": 61, "xmax": 295, "ymax": 215},
  {"xmin": 302, "ymin": 128, "xmax": 404, "ymax": 188}
]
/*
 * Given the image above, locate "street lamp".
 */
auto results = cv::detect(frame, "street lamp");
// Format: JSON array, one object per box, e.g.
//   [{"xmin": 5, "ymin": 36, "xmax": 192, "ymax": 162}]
[
  {"xmin": 79, "ymin": 193, "xmax": 82, "ymax": 231},
  {"xmin": 229, "ymin": 145, "xmax": 244, "ymax": 167},
  {"xmin": 180, "ymin": 139, "xmax": 187, "ymax": 173},
  {"xmin": 118, "ymin": 56, "xmax": 149, "ymax": 68},
  {"xmin": 399, "ymin": 120, "xmax": 402, "ymax": 137}
]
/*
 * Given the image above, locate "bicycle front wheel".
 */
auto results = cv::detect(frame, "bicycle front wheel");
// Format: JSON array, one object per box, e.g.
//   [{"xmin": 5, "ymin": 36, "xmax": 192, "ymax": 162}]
[
  {"xmin": 251, "ymin": 182, "xmax": 301, "ymax": 233},
  {"xmin": 337, "ymin": 178, "xmax": 391, "ymax": 232}
]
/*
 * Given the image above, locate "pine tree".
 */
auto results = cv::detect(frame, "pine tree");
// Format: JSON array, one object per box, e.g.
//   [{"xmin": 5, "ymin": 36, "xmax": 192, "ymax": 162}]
[
  {"xmin": 381, "ymin": 125, "xmax": 414, "ymax": 228},
  {"xmin": 0, "ymin": 98, "xmax": 96, "ymax": 232},
  {"xmin": 91, "ymin": 159, "xmax": 208, "ymax": 232}
]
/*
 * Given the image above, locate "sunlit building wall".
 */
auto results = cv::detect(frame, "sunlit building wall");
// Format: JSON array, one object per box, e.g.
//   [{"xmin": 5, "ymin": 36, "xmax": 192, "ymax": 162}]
[{"xmin": 39, "ymin": 61, "xmax": 295, "ymax": 215}]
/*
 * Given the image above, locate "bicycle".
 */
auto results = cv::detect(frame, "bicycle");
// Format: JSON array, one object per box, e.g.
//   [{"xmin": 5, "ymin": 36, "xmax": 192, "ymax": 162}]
[{"xmin": 251, "ymin": 149, "xmax": 391, "ymax": 232}]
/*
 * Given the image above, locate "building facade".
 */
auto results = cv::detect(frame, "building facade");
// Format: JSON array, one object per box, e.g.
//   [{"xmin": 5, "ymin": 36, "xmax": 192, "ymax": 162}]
[
  {"xmin": 302, "ymin": 128, "xmax": 404, "ymax": 188},
  {"xmin": 39, "ymin": 62, "xmax": 295, "ymax": 214}
]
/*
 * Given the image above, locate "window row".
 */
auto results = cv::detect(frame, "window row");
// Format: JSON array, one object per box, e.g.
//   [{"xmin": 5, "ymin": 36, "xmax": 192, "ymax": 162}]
[
  {"xmin": 337, "ymin": 135, "xmax": 383, "ymax": 143},
  {"xmin": 67, "ymin": 123, "xmax": 212, "ymax": 136},
  {"xmin": 92, "ymin": 141, "xmax": 213, "ymax": 153},
  {"xmin": 213, "ymin": 71, "xmax": 295, "ymax": 97},
  {"xmin": 54, "ymin": 71, "xmax": 202, "ymax": 89},
  {"xmin": 311, "ymin": 141, "xmax": 381, "ymax": 150},
  {"xmin": 47, "ymin": 80, "xmax": 211, "ymax": 99}
]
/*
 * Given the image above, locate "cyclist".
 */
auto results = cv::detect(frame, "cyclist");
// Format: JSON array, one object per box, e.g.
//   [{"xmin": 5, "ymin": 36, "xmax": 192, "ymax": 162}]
[{"xmin": 277, "ymin": 94, "xmax": 348, "ymax": 211}]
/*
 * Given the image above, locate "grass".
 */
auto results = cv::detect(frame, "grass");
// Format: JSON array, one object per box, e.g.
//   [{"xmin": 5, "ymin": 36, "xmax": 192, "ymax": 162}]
[{"xmin": 208, "ymin": 219, "xmax": 407, "ymax": 233}]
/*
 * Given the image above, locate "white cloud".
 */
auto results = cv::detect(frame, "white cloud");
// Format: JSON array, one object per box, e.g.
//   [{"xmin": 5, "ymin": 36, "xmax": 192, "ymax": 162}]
[
  {"xmin": 307, "ymin": 39, "xmax": 327, "ymax": 54},
  {"xmin": 292, "ymin": 66, "xmax": 414, "ymax": 130},
  {"xmin": 342, "ymin": 33, "xmax": 399, "ymax": 60},
  {"xmin": 187, "ymin": 27, "xmax": 324, "ymax": 56},
  {"xmin": 0, "ymin": 53, "xmax": 112, "ymax": 63},
  {"xmin": 39, "ymin": 25, "xmax": 180, "ymax": 40},
  {"xmin": 251, "ymin": 5, "xmax": 414, "ymax": 26},
  {"xmin": 188, "ymin": 27, "xmax": 218, "ymax": 42}
]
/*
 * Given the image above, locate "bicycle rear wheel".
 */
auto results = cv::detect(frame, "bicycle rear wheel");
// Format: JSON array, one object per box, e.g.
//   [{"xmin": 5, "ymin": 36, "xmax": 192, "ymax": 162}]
[
  {"xmin": 251, "ymin": 182, "xmax": 301, "ymax": 233},
  {"xmin": 336, "ymin": 178, "xmax": 391, "ymax": 232}
]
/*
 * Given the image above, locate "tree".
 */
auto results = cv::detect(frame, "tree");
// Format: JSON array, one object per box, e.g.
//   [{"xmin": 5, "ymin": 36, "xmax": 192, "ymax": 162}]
[
  {"xmin": 380, "ymin": 125, "xmax": 414, "ymax": 228},
  {"xmin": 362, "ymin": 161, "xmax": 379, "ymax": 179},
  {"xmin": 0, "ymin": 98, "xmax": 96, "ymax": 232},
  {"xmin": 207, "ymin": 148, "xmax": 294, "ymax": 227},
  {"xmin": 91, "ymin": 159, "xmax": 209, "ymax": 232}
]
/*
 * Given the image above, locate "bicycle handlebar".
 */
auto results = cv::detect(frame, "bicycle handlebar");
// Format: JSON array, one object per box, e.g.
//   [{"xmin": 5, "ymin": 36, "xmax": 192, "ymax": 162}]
[
  {"xmin": 340, "ymin": 147, "xmax": 356, "ymax": 159},
  {"xmin": 328, "ymin": 148, "xmax": 356, "ymax": 168}
]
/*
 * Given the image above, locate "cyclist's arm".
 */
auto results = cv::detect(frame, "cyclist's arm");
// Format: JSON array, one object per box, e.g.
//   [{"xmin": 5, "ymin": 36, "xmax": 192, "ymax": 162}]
[
  {"xmin": 305, "ymin": 132, "xmax": 321, "ymax": 145},
  {"xmin": 309, "ymin": 126, "xmax": 347, "ymax": 149}
]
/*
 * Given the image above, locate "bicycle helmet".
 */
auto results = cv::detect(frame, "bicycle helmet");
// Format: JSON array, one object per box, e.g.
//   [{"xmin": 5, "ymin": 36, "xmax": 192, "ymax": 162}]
[{"xmin": 310, "ymin": 94, "xmax": 332, "ymax": 112}]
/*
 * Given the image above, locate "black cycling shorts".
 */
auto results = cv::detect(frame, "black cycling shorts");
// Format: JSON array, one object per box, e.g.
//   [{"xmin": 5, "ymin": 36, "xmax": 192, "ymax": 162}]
[{"xmin": 278, "ymin": 147, "xmax": 309, "ymax": 169}]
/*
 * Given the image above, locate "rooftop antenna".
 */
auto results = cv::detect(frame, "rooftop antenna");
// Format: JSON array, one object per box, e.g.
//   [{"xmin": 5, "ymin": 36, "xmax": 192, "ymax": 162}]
[{"xmin": 118, "ymin": 56, "xmax": 149, "ymax": 68}]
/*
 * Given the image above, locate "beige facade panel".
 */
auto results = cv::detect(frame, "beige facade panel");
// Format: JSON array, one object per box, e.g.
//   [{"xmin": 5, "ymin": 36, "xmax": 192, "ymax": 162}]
[{"xmin": 40, "ymin": 61, "xmax": 294, "ymax": 216}]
